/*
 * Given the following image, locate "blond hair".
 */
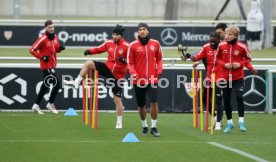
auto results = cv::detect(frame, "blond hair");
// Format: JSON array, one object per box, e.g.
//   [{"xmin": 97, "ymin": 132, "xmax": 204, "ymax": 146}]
[{"xmin": 225, "ymin": 25, "xmax": 240, "ymax": 36}]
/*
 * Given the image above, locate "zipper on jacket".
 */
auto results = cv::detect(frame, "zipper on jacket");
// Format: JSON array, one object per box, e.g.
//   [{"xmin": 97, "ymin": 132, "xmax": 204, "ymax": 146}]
[
  {"xmin": 145, "ymin": 45, "xmax": 148, "ymax": 78},
  {"xmin": 51, "ymin": 40, "xmax": 56, "ymax": 66},
  {"xmin": 229, "ymin": 45, "xmax": 232, "ymax": 81},
  {"xmin": 111, "ymin": 44, "xmax": 118, "ymax": 73}
]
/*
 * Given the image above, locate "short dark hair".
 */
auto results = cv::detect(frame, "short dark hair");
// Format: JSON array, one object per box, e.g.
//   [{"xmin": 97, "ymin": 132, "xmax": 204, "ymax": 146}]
[
  {"xmin": 209, "ymin": 31, "xmax": 220, "ymax": 39},
  {"xmin": 44, "ymin": 20, "xmax": 53, "ymax": 27},
  {"xmin": 215, "ymin": 23, "xmax": 227, "ymax": 31}
]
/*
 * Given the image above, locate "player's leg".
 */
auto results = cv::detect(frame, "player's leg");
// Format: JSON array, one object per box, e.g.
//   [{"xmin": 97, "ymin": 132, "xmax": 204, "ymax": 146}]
[
  {"xmin": 148, "ymin": 84, "xmax": 160, "ymax": 137},
  {"xmin": 47, "ymin": 69, "xmax": 61, "ymax": 114},
  {"xmin": 222, "ymin": 83, "xmax": 234, "ymax": 133},
  {"xmin": 134, "ymin": 85, "xmax": 148, "ymax": 136},
  {"xmin": 64, "ymin": 60, "xmax": 96, "ymax": 88},
  {"xmin": 112, "ymin": 81, "xmax": 124, "ymax": 128},
  {"xmin": 233, "ymin": 79, "xmax": 246, "ymax": 132},
  {"xmin": 32, "ymin": 70, "xmax": 51, "ymax": 114},
  {"xmin": 214, "ymin": 85, "xmax": 223, "ymax": 130},
  {"xmin": 204, "ymin": 83, "xmax": 217, "ymax": 128}
]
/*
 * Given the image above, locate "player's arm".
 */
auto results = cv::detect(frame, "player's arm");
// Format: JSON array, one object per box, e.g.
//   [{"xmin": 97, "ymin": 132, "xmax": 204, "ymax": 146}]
[
  {"xmin": 244, "ymin": 60, "xmax": 257, "ymax": 75},
  {"xmin": 216, "ymin": 45, "xmax": 230, "ymax": 69},
  {"xmin": 127, "ymin": 44, "xmax": 138, "ymax": 78},
  {"xmin": 56, "ymin": 39, "xmax": 65, "ymax": 53},
  {"xmin": 84, "ymin": 41, "xmax": 107, "ymax": 56},
  {"xmin": 29, "ymin": 37, "xmax": 44, "ymax": 59},
  {"xmin": 156, "ymin": 43, "xmax": 163, "ymax": 75},
  {"xmin": 190, "ymin": 47, "xmax": 205, "ymax": 62},
  {"xmin": 233, "ymin": 46, "xmax": 251, "ymax": 69},
  {"xmin": 118, "ymin": 43, "xmax": 129, "ymax": 64}
]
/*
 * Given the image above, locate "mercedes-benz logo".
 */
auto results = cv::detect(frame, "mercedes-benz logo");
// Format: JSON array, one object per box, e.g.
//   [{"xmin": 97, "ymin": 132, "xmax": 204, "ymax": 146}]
[
  {"xmin": 160, "ymin": 28, "xmax": 178, "ymax": 45},
  {"xmin": 243, "ymin": 75, "xmax": 265, "ymax": 107}
]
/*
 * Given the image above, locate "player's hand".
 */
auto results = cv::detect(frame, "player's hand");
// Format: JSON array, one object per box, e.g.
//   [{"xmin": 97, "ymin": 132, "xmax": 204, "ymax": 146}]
[
  {"xmin": 225, "ymin": 63, "xmax": 232, "ymax": 70},
  {"xmin": 41, "ymin": 56, "xmax": 49, "ymax": 63},
  {"xmin": 84, "ymin": 50, "xmax": 90, "ymax": 56},
  {"xmin": 118, "ymin": 56, "xmax": 126, "ymax": 64},
  {"xmin": 157, "ymin": 69, "xmax": 162, "ymax": 76},
  {"xmin": 190, "ymin": 56, "xmax": 196, "ymax": 62},
  {"xmin": 193, "ymin": 61, "xmax": 200, "ymax": 68},
  {"xmin": 131, "ymin": 73, "xmax": 138, "ymax": 80},
  {"xmin": 251, "ymin": 69, "xmax": 258, "ymax": 75},
  {"xmin": 232, "ymin": 62, "xmax": 240, "ymax": 69},
  {"xmin": 59, "ymin": 40, "xmax": 65, "ymax": 50}
]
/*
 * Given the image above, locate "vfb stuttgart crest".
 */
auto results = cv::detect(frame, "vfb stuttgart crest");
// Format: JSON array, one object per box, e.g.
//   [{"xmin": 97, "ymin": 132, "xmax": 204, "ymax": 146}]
[
  {"xmin": 4, "ymin": 31, "xmax": 13, "ymax": 40},
  {"xmin": 234, "ymin": 50, "xmax": 239, "ymax": 56},
  {"xmin": 184, "ymin": 82, "xmax": 199, "ymax": 98},
  {"xmin": 150, "ymin": 46, "xmax": 155, "ymax": 52},
  {"xmin": 118, "ymin": 49, "xmax": 123, "ymax": 55}
]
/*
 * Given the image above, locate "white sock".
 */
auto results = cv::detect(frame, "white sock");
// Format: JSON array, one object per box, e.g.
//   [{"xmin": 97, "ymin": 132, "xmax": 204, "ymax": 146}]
[
  {"xmin": 33, "ymin": 103, "xmax": 39, "ymax": 107},
  {"xmin": 117, "ymin": 116, "xmax": 122, "ymax": 124},
  {"xmin": 227, "ymin": 119, "xmax": 233, "ymax": 125},
  {"xmin": 141, "ymin": 120, "xmax": 148, "ymax": 128},
  {"xmin": 214, "ymin": 116, "xmax": 217, "ymax": 123},
  {"xmin": 151, "ymin": 119, "xmax": 157, "ymax": 128},
  {"xmin": 76, "ymin": 75, "xmax": 83, "ymax": 85},
  {"xmin": 239, "ymin": 117, "xmax": 244, "ymax": 123}
]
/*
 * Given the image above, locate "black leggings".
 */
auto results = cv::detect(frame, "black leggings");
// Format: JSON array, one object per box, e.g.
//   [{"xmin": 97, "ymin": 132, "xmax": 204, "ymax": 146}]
[
  {"xmin": 221, "ymin": 79, "xmax": 244, "ymax": 120},
  {"xmin": 35, "ymin": 69, "xmax": 61, "ymax": 104}
]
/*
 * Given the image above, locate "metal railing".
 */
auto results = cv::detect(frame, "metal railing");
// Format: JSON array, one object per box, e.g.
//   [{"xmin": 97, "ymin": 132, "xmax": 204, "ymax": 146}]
[{"xmin": 1, "ymin": 57, "xmax": 276, "ymax": 62}]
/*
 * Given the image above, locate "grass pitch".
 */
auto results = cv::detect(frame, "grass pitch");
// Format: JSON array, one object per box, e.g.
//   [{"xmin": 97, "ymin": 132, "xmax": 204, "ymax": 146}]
[{"xmin": 0, "ymin": 112, "xmax": 275, "ymax": 162}]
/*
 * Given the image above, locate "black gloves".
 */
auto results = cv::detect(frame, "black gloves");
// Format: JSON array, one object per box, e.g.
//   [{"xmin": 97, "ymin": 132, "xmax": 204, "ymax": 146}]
[
  {"xmin": 59, "ymin": 40, "xmax": 65, "ymax": 51},
  {"xmin": 41, "ymin": 56, "xmax": 49, "ymax": 63},
  {"xmin": 118, "ymin": 56, "xmax": 126, "ymax": 64},
  {"xmin": 84, "ymin": 50, "xmax": 90, "ymax": 56}
]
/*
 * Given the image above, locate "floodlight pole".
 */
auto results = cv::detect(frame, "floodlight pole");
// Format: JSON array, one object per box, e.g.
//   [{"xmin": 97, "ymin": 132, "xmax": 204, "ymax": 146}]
[
  {"xmin": 51, "ymin": 0, "xmax": 56, "ymax": 20},
  {"xmin": 13, "ymin": 0, "xmax": 20, "ymax": 20},
  {"xmin": 263, "ymin": 0, "xmax": 272, "ymax": 48}
]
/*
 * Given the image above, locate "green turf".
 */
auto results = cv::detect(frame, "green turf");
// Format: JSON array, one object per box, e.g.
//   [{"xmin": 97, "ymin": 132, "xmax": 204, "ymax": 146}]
[
  {"xmin": 0, "ymin": 112, "xmax": 275, "ymax": 162},
  {"xmin": 0, "ymin": 48, "xmax": 276, "ymax": 65}
]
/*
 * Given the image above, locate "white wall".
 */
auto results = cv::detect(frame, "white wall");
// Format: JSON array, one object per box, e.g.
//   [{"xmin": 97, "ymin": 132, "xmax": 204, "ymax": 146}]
[{"xmin": 0, "ymin": 0, "xmax": 275, "ymax": 19}]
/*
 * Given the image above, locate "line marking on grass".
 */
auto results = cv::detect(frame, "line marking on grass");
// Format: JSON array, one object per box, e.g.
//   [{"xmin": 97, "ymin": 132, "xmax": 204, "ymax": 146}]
[
  {"xmin": 208, "ymin": 142, "xmax": 269, "ymax": 162},
  {"xmin": 0, "ymin": 140, "xmax": 273, "ymax": 145}
]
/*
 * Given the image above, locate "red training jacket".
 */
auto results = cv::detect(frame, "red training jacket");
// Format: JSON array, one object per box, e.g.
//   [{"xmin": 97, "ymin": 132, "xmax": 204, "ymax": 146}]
[
  {"xmin": 30, "ymin": 33, "xmax": 62, "ymax": 70},
  {"xmin": 127, "ymin": 38, "xmax": 163, "ymax": 85},
  {"xmin": 216, "ymin": 41, "xmax": 251, "ymax": 81},
  {"xmin": 87, "ymin": 38, "xmax": 129, "ymax": 80},
  {"xmin": 194, "ymin": 43, "xmax": 221, "ymax": 81}
]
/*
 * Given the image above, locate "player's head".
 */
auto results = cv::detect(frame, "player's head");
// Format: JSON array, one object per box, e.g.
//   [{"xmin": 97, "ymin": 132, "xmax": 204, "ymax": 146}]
[
  {"xmin": 44, "ymin": 20, "xmax": 54, "ymax": 34},
  {"xmin": 209, "ymin": 31, "xmax": 220, "ymax": 50},
  {"xmin": 112, "ymin": 24, "xmax": 125, "ymax": 43},
  {"xmin": 215, "ymin": 23, "xmax": 227, "ymax": 41},
  {"xmin": 137, "ymin": 22, "xmax": 149, "ymax": 38},
  {"xmin": 225, "ymin": 25, "xmax": 240, "ymax": 44}
]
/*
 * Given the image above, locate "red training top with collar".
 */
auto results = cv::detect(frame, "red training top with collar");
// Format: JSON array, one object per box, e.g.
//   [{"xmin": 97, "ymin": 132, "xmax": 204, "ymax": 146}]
[
  {"xmin": 30, "ymin": 33, "xmax": 62, "ymax": 70},
  {"xmin": 216, "ymin": 40, "xmax": 251, "ymax": 81},
  {"xmin": 127, "ymin": 38, "xmax": 163, "ymax": 85},
  {"xmin": 194, "ymin": 43, "xmax": 221, "ymax": 81},
  {"xmin": 87, "ymin": 38, "xmax": 129, "ymax": 80}
]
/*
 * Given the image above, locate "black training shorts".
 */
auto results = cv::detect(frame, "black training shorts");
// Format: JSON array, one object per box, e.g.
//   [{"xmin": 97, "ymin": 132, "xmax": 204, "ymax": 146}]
[{"xmin": 94, "ymin": 61, "xmax": 122, "ymax": 97}]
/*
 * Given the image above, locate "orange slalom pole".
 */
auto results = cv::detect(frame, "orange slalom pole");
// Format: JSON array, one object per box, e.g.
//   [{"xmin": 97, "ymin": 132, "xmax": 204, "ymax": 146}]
[
  {"xmin": 85, "ymin": 74, "xmax": 88, "ymax": 125},
  {"xmin": 95, "ymin": 71, "xmax": 99, "ymax": 128}
]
